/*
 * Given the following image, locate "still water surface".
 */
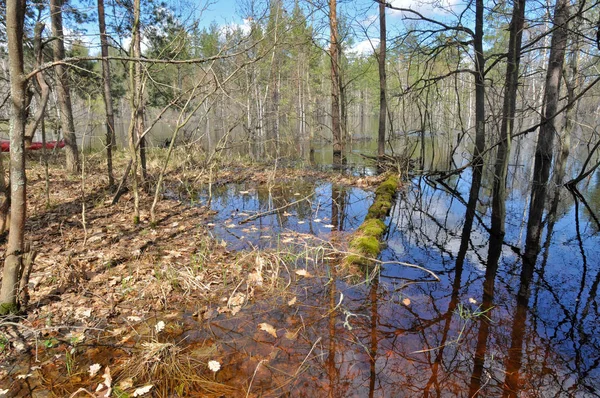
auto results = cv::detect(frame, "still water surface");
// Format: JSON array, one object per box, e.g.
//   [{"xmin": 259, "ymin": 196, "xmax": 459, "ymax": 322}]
[{"xmin": 194, "ymin": 144, "xmax": 600, "ymax": 396}]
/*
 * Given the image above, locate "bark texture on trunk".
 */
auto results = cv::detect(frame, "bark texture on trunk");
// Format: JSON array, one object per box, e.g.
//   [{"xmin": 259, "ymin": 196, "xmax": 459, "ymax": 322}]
[
  {"xmin": 0, "ymin": 0, "xmax": 27, "ymax": 314},
  {"xmin": 128, "ymin": 0, "xmax": 143, "ymax": 223},
  {"xmin": 377, "ymin": 1, "xmax": 387, "ymax": 158},
  {"xmin": 98, "ymin": 0, "xmax": 115, "ymax": 187},
  {"xmin": 329, "ymin": 0, "xmax": 342, "ymax": 159},
  {"xmin": 50, "ymin": 0, "xmax": 80, "ymax": 173},
  {"xmin": 525, "ymin": 0, "xmax": 570, "ymax": 258},
  {"xmin": 491, "ymin": 0, "xmax": 526, "ymax": 237},
  {"xmin": 473, "ymin": 0, "xmax": 486, "ymax": 169}
]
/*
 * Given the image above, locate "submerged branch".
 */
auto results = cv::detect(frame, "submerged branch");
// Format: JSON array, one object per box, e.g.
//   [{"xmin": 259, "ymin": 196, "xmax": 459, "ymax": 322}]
[{"xmin": 238, "ymin": 193, "xmax": 315, "ymax": 225}]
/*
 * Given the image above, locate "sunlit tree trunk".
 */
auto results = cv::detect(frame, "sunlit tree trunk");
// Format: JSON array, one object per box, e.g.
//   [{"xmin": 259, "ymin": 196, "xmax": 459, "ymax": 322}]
[
  {"xmin": 491, "ymin": 0, "xmax": 526, "ymax": 237},
  {"xmin": 98, "ymin": 0, "xmax": 115, "ymax": 187},
  {"xmin": 377, "ymin": 1, "xmax": 387, "ymax": 158},
  {"xmin": 134, "ymin": 3, "xmax": 147, "ymax": 184},
  {"xmin": 525, "ymin": 0, "xmax": 570, "ymax": 258},
  {"xmin": 329, "ymin": 0, "xmax": 343, "ymax": 163},
  {"xmin": 554, "ymin": 15, "xmax": 581, "ymax": 186},
  {"xmin": 0, "ymin": 0, "xmax": 27, "ymax": 314},
  {"xmin": 128, "ymin": 0, "xmax": 143, "ymax": 223},
  {"xmin": 50, "ymin": 0, "xmax": 80, "ymax": 173},
  {"xmin": 473, "ymin": 0, "xmax": 485, "ymax": 170}
]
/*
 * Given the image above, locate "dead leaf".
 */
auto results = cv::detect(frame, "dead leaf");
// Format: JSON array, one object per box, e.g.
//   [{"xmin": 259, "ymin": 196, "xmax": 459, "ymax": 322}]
[
  {"xmin": 295, "ymin": 269, "xmax": 313, "ymax": 278},
  {"xmin": 95, "ymin": 366, "xmax": 112, "ymax": 397},
  {"xmin": 89, "ymin": 363, "xmax": 101, "ymax": 377},
  {"xmin": 247, "ymin": 271, "xmax": 263, "ymax": 287},
  {"xmin": 287, "ymin": 296, "xmax": 297, "ymax": 306},
  {"xmin": 118, "ymin": 378, "xmax": 134, "ymax": 390},
  {"xmin": 133, "ymin": 385, "xmax": 153, "ymax": 396},
  {"xmin": 258, "ymin": 323, "xmax": 277, "ymax": 338}
]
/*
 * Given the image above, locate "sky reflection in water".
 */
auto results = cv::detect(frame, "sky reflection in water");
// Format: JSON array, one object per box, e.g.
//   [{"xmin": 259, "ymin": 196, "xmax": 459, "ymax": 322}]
[{"xmin": 200, "ymin": 167, "xmax": 600, "ymax": 397}]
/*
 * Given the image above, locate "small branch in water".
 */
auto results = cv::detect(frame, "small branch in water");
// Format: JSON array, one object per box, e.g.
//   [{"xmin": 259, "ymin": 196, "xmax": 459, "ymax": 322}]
[{"xmin": 238, "ymin": 193, "xmax": 315, "ymax": 225}]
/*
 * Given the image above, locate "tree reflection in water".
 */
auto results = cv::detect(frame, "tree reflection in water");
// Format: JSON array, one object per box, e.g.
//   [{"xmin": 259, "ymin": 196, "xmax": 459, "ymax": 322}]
[{"xmin": 183, "ymin": 167, "xmax": 599, "ymax": 396}]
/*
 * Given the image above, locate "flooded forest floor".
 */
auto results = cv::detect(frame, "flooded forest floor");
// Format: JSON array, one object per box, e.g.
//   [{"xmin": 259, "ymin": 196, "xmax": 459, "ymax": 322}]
[{"xmin": 0, "ymin": 149, "xmax": 393, "ymax": 397}]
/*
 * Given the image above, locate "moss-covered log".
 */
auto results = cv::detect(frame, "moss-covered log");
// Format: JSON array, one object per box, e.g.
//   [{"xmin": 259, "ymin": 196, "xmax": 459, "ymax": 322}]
[{"xmin": 347, "ymin": 173, "xmax": 399, "ymax": 266}]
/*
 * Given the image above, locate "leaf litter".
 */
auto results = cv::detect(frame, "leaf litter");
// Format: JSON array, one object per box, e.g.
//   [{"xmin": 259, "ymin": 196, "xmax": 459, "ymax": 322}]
[{"xmin": 0, "ymin": 155, "xmax": 390, "ymax": 397}]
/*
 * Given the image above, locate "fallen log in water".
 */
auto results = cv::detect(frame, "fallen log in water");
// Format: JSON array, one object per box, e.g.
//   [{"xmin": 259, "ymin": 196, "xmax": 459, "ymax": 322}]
[{"xmin": 345, "ymin": 172, "xmax": 399, "ymax": 267}]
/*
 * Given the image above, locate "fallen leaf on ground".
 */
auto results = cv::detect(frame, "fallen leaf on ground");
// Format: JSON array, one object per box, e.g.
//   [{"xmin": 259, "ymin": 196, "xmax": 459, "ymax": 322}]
[
  {"xmin": 258, "ymin": 323, "xmax": 277, "ymax": 338},
  {"xmin": 228, "ymin": 292, "xmax": 246, "ymax": 307},
  {"xmin": 95, "ymin": 366, "xmax": 112, "ymax": 397},
  {"xmin": 295, "ymin": 269, "xmax": 313, "ymax": 278},
  {"xmin": 89, "ymin": 363, "xmax": 101, "ymax": 377},
  {"xmin": 118, "ymin": 378, "xmax": 134, "ymax": 390},
  {"xmin": 133, "ymin": 385, "xmax": 153, "ymax": 396},
  {"xmin": 208, "ymin": 360, "xmax": 221, "ymax": 372}
]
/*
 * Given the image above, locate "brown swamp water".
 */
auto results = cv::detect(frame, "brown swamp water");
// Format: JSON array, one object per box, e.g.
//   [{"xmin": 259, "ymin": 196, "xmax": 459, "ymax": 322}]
[{"xmin": 182, "ymin": 136, "xmax": 599, "ymax": 396}]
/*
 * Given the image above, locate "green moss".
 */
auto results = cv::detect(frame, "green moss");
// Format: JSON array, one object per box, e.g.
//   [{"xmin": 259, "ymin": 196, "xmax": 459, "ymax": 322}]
[
  {"xmin": 350, "ymin": 235, "xmax": 380, "ymax": 257},
  {"xmin": 375, "ymin": 177, "xmax": 398, "ymax": 197},
  {"xmin": 358, "ymin": 219, "xmax": 386, "ymax": 237},
  {"xmin": 345, "ymin": 174, "xmax": 399, "ymax": 269},
  {"xmin": 0, "ymin": 302, "xmax": 19, "ymax": 316}
]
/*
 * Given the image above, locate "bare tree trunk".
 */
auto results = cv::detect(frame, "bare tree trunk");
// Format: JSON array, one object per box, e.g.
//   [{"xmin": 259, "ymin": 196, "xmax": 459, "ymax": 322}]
[
  {"xmin": 128, "ymin": 0, "xmax": 142, "ymax": 224},
  {"xmin": 524, "ymin": 0, "xmax": 569, "ymax": 258},
  {"xmin": 0, "ymin": 0, "xmax": 27, "ymax": 314},
  {"xmin": 473, "ymin": 0, "xmax": 486, "ymax": 170},
  {"xmin": 24, "ymin": 23, "xmax": 50, "ymax": 147},
  {"xmin": 98, "ymin": 0, "xmax": 115, "ymax": 187},
  {"xmin": 329, "ymin": 0, "xmax": 343, "ymax": 163},
  {"xmin": 135, "ymin": 17, "xmax": 147, "ymax": 184},
  {"xmin": 491, "ymin": 0, "xmax": 526, "ymax": 237},
  {"xmin": 555, "ymin": 15, "xmax": 581, "ymax": 186},
  {"xmin": 377, "ymin": 1, "xmax": 387, "ymax": 158},
  {"xmin": 50, "ymin": 0, "xmax": 79, "ymax": 173}
]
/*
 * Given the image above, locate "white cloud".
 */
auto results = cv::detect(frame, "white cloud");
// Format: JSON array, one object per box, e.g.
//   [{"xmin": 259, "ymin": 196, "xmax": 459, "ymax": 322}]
[
  {"xmin": 348, "ymin": 38, "xmax": 380, "ymax": 57},
  {"xmin": 219, "ymin": 18, "xmax": 252, "ymax": 39},
  {"xmin": 388, "ymin": 0, "xmax": 461, "ymax": 16}
]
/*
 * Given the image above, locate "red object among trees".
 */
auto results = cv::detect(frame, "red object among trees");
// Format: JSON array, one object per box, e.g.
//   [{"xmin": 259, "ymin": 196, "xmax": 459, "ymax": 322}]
[{"xmin": 0, "ymin": 140, "xmax": 65, "ymax": 152}]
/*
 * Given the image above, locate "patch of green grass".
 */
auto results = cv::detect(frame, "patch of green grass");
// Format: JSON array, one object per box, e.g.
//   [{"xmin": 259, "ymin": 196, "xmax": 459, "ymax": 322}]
[{"xmin": 0, "ymin": 334, "xmax": 8, "ymax": 352}]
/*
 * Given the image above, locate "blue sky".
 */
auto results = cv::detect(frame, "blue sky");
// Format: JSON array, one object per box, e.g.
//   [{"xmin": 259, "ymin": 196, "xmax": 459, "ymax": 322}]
[{"xmin": 69, "ymin": 0, "xmax": 469, "ymax": 55}]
